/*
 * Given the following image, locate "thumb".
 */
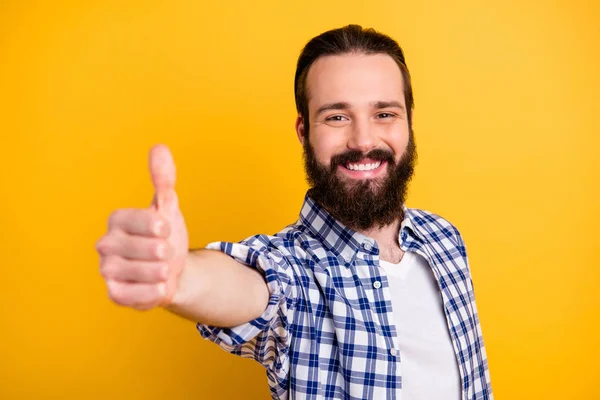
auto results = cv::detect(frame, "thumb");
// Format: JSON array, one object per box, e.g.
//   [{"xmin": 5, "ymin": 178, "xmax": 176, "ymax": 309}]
[{"xmin": 149, "ymin": 144, "xmax": 177, "ymax": 212}]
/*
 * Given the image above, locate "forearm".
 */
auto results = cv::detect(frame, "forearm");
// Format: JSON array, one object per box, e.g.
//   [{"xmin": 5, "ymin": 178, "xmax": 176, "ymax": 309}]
[{"xmin": 163, "ymin": 249, "xmax": 270, "ymax": 327}]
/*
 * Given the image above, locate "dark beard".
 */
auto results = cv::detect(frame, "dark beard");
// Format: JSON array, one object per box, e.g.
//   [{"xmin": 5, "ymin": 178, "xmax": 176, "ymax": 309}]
[{"xmin": 303, "ymin": 132, "xmax": 417, "ymax": 231}]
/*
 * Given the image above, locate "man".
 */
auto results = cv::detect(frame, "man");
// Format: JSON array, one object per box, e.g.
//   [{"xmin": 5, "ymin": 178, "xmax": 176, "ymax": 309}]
[{"xmin": 96, "ymin": 25, "xmax": 493, "ymax": 399}]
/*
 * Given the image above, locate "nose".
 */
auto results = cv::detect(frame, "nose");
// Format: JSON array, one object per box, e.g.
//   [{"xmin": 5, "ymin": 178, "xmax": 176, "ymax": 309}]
[{"xmin": 347, "ymin": 119, "xmax": 378, "ymax": 153}]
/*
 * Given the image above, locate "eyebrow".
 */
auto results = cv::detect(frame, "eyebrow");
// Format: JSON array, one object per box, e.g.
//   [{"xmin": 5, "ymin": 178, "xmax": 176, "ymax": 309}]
[
  {"xmin": 315, "ymin": 100, "xmax": 405, "ymax": 116},
  {"xmin": 373, "ymin": 101, "xmax": 405, "ymax": 112},
  {"xmin": 315, "ymin": 102, "xmax": 350, "ymax": 116}
]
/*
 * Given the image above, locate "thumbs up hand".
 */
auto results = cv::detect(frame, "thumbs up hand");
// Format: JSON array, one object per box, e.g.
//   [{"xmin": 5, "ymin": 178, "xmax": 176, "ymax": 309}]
[{"xmin": 96, "ymin": 144, "xmax": 189, "ymax": 310}]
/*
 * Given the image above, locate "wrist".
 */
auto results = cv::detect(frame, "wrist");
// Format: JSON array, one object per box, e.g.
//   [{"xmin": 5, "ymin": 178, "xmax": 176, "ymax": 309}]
[{"xmin": 163, "ymin": 251, "xmax": 198, "ymax": 312}]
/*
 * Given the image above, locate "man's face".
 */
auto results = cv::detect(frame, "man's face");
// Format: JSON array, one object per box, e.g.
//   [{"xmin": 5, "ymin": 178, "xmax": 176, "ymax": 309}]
[{"xmin": 296, "ymin": 53, "xmax": 416, "ymax": 230}]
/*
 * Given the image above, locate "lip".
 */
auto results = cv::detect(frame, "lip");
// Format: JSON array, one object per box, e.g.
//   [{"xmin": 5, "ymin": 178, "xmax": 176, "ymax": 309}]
[{"xmin": 337, "ymin": 160, "xmax": 388, "ymax": 179}]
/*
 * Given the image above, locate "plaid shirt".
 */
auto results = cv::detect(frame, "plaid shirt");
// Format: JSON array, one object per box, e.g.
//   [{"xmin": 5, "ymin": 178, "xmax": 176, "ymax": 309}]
[{"xmin": 197, "ymin": 193, "xmax": 493, "ymax": 399}]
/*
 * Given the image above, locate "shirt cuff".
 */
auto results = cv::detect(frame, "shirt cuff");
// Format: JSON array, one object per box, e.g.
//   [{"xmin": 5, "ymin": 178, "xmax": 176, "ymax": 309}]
[{"xmin": 195, "ymin": 240, "xmax": 287, "ymax": 351}]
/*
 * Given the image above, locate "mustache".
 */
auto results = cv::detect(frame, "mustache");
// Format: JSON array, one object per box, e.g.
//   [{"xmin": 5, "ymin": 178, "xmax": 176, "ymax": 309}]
[{"xmin": 330, "ymin": 148, "xmax": 395, "ymax": 169}]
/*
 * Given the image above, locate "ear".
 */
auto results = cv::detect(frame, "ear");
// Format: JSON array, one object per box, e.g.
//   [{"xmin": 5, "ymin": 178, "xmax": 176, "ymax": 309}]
[{"xmin": 295, "ymin": 113, "xmax": 306, "ymax": 146}]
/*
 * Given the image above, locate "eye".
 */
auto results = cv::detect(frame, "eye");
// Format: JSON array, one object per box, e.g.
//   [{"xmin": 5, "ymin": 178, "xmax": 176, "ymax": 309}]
[
  {"xmin": 376, "ymin": 112, "xmax": 396, "ymax": 119},
  {"xmin": 326, "ymin": 115, "xmax": 349, "ymax": 122}
]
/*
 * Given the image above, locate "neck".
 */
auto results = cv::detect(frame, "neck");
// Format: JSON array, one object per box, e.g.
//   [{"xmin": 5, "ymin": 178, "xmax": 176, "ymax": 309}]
[{"xmin": 357, "ymin": 217, "xmax": 403, "ymax": 252}]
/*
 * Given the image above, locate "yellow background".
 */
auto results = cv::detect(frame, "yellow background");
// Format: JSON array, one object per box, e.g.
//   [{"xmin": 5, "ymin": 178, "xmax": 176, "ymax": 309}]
[{"xmin": 1, "ymin": 1, "xmax": 598, "ymax": 398}]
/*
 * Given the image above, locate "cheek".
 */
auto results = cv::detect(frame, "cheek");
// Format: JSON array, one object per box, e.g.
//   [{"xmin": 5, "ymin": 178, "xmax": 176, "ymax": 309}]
[
  {"xmin": 394, "ymin": 134, "xmax": 410, "ymax": 154},
  {"xmin": 386, "ymin": 124, "xmax": 410, "ymax": 156},
  {"xmin": 309, "ymin": 131, "xmax": 344, "ymax": 165}
]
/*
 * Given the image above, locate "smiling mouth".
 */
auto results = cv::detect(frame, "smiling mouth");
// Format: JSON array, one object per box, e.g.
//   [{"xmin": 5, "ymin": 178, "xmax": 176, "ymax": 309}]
[{"xmin": 344, "ymin": 161, "xmax": 382, "ymax": 171}]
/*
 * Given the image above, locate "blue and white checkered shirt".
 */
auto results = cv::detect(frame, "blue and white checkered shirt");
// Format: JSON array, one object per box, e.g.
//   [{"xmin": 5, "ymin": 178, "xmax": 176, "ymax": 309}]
[{"xmin": 198, "ymin": 193, "xmax": 493, "ymax": 399}]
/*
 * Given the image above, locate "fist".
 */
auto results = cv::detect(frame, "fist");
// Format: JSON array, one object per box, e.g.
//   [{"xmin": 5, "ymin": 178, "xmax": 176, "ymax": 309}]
[{"xmin": 96, "ymin": 144, "xmax": 189, "ymax": 310}]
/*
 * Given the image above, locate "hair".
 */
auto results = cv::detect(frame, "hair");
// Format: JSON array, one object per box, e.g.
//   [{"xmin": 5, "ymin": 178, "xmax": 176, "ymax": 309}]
[{"xmin": 294, "ymin": 24, "xmax": 414, "ymax": 137}]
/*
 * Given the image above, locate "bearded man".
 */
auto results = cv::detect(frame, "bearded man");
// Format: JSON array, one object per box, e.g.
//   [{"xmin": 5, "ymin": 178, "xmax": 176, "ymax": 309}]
[{"xmin": 96, "ymin": 24, "xmax": 493, "ymax": 400}]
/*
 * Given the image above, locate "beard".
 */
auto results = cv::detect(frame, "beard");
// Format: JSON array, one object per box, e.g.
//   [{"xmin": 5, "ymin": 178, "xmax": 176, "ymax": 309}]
[{"xmin": 303, "ymin": 132, "xmax": 417, "ymax": 231}]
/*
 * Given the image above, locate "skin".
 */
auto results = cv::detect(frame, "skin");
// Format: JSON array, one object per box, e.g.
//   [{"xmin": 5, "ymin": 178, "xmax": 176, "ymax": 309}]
[
  {"xmin": 296, "ymin": 53, "xmax": 410, "ymax": 263},
  {"xmin": 96, "ymin": 53, "xmax": 412, "ymax": 323},
  {"xmin": 96, "ymin": 145, "xmax": 269, "ymax": 326}
]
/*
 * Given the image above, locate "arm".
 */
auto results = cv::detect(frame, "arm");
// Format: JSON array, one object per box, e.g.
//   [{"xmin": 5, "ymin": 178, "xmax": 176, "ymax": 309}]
[
  {"xmin": 165, "ymin": 249, "xmax": 270, "ymax": 327},
  {"xmin": 96, "ymin": 144, "xmax": 269, "ymax": 329}
]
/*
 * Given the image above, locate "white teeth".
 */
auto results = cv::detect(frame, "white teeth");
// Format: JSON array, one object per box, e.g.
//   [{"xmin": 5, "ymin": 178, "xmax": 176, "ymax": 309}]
[{"xmin": 347, "ymin": 161, "xmax": 381, "ymax": 171}]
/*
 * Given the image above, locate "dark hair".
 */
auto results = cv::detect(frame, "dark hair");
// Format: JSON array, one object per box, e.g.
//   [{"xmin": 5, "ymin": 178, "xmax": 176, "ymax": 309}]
[{"xmin": 294, "ymin": 24, "xmax": 414, "ymax": 136}]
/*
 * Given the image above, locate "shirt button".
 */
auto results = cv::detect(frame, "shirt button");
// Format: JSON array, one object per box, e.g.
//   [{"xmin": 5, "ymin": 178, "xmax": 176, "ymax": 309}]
[
  {"xmin": 363, "ymin": 241, "xmax": 373, "ymax": 251},
  {"xmin": 373, "ymin": 280, "xmax": 382, "ymax": 289},
  {"xmin": 390, "ymin": 348, "xmax": 398, "ymax": 356}
]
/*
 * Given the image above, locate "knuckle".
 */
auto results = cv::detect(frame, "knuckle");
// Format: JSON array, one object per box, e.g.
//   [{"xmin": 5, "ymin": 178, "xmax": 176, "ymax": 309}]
[
  {"xmin": 110, "ymin": 294, "xmax": 127, "ymax": 306},
  {"xmin": 99, "ymin": 257, "xmax": 117, "ymax": 280},
  {"xmin": 153, "ymin": 218, "xmax": 170, "ymax": 237},
  {"xmin": 107, "ymin": 210, "xmax": 122, "ymax": 229},
  {"xmin": 106, "ymin": 281, "xmax": 135, "ymax": 306},
  {"xmin": 153, "ymin": 285, "xmax": 165, "ymax": 303},
  {"xmin": 106, "ymin": 282, "xmax": 123, "ymax": 304},
  {"xmin": 99, "ymin": 264, "xmax": 109, "ymax": 280},
  {"xmin": 157, "ymin": 283, "xmax": 167, "ymax": 297},
  {"xmin": 107, "ymin": 290, "xmax": 119, "ymax": 304},
  {"xmin": 156, "ymin": 240, "xmax": 173, "ymax": 260},
  {"xmin": 155, "ymin": 263, "xmax": 168, "ymax": 280},
  {"xmin": 95, "ymin": 237, "xmax": 111, "ymax": 255},
  {"xmin": 95, "ymin": 238, "xmax": 105, "ymax": 253},
  {"xmin": 150, "ymin": 239, "xmax": 165, "ymax": 260},
  {"xmin": 111, "ymin": 291, "xmax": 130, "ymax": 306}
]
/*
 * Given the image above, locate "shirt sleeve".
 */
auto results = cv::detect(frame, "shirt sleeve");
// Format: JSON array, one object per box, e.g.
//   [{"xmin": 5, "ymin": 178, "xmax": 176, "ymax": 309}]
[
  {"xmin": 195, "ymin": 234, "xmax": 297, "ymax": 373},
  {"xmin": 454, "ymin": 228, "xmax": 494, "ymax": 395}
]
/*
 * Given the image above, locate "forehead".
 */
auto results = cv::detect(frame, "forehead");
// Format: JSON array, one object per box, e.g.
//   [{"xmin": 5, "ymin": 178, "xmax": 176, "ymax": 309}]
[{"xmin": 305, "ymin": 53, "xmax": 405, "ymax": 110}]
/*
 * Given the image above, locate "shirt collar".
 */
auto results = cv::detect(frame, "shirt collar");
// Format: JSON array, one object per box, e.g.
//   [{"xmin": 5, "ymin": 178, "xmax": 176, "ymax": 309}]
[
  {"xmin": 400, "ymin": 206, "xmax": 425, "ymax": 243},
  {"xmin": 298, "ymin": 192, "xmax": 424, "ymax": 265}
]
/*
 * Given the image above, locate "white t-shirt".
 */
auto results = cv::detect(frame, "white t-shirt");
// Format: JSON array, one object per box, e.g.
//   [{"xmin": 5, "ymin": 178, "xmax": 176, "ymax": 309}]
[{"xmin": 379, "ymin": 251, "xmax": 461, "ymax": 400}]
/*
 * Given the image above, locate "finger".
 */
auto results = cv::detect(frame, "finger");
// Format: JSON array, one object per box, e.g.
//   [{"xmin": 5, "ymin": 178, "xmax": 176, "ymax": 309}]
[
  {"xmin": 108, "ymin": 209, "xmax": 170, "ymax": 238},
  {"xmin": 149, "ymin": 144, "xmax": 176, "ymax": 212},
  {"xmin": 97, "ymin": 232, "xmax": 173, "ymax": 261},
  {"xmin": 106, "ymin": 280, "xmax": 166, "ymax": 310},
  {"xmin": 100, "ymin": 255, "xmax": 168, "ymax": 283}
]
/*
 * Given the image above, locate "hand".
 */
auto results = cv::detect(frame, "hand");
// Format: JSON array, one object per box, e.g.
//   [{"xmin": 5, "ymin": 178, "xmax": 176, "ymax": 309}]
[{"xmin": 96, "ymin": 144, "xmax": 189, "ymax": 310}]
